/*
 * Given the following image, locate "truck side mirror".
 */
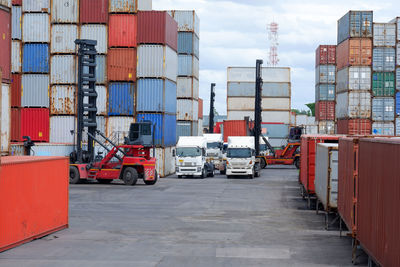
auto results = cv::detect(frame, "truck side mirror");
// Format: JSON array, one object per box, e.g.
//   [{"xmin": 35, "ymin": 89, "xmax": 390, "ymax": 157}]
[{"xmin": 172, "ymin": 149, "xmax": 176, "ymax": 157}]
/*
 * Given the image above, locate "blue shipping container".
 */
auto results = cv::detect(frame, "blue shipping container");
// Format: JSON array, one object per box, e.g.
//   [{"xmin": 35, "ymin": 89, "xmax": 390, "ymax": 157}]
[
  {"xmin": 108, "ymin": 83, "xmax": 134, "ymax": 116},
  {"xmin": 176, "ymin": 122, "xmax": 191, "ymax": 140},
  {"xmin": 396, "ymin": 92, "xmax": 400, "ymax": 116},
  {"xmin": 315, "ymin": 84, "xmax": 335, "ymax": 101},
  {"xmin": 372, "ymin": 97, "xmax": 395, "ymax": 121},
  {"xmin": 372, "ymin": 48, "xmax": 396, "ymax": 72},
  {"xmin": 136, "ymin": 79, "xmax": 177, "ymax": 114},
  {"xmin": 22, "ymin": 44, "xmax": 49, "ymax": 73},
  {"xmin": 227, "ymin": 82, "xmax": 290, "ymax": 97},
  {"xmin": 178, "ymin": 55, "xmax": 198, "ymax": 78},
  {"xmin": 337, "ymin": 11, "xmax": 373, "ymax": 44},
  {"xmin": 136, "ymin": 113, "xmax": 176, "ymax": 146},
  {"xmin": 178, "ymin": 32, "xmax": 199, "ymax": 59}
]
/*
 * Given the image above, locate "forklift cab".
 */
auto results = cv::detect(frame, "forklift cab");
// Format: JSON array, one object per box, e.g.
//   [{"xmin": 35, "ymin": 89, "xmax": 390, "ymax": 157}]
[{"xmin": 125, "ymin": 122, "xmax": 154, "ymax": 147}]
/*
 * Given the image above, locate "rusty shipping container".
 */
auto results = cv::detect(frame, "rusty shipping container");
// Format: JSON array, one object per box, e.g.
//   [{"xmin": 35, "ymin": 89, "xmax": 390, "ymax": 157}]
[
  {"xmin": 337, "ymin": 11, "xmax": 373, "ymax": 44},
  {"xmin": 315, "ymin": 101, "xmax": 335, "ymax": 121},
  {"xmin": 336, "ymin": 119, "xmax": 371, "ymax": 135},
  {"xmin": 336, "ymin": 38, "xmax": 372, "ymax": 70},
  {"xmin": 50, "ymin": 85, "xmax": 75, "ymax": 115},
  {"xmin": 0, "ymin": 156, "xmax": 68, "ymax": 252},
  {"xmin": 10, "ymin": 74, "xmax": 21, "ymax": 107},
  {"xmin": 0, "ymin": 8, "xmax": 11, "ymax": 83},
  {"xmin": 316, "ymin": 45, "xmax": 336, "ymax": 66},
  {"xmin": 80, "ymin": 0, "xmax": 108, "ymax": 24},
  {"xmin": 137, "ymin": 11, "xmax": 178, "ymax": 52},
  {"xmin": 107, "ymin": 48, "xmax": 136, "ymax": 81},
  {"xmin": 108, "ymin": 14, "xmax": 137, "ymax": 48}
]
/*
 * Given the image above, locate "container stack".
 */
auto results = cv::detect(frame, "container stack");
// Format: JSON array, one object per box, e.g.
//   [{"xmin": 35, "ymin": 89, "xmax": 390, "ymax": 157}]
[
  {"xmin": 336, "ymin": 11, "xmax": 373, "ymax": 135},
  {"xmin": 168, "ymin": 10, "xmax": 200, "ymax": 139},
  {"xmin": 315, "ymin": 45, "xmax": 336, "ymax": 134},
  {"xmin": 391, "ymin": 17, "xmax": 400, "ymax": 135},
  {"xmin": 371, "ymin": 22, "xmax": 396, "ymax": 135}
]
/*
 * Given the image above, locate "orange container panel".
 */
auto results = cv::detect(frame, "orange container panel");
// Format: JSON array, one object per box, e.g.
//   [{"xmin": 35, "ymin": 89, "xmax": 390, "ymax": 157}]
[
  {"xmin": 108, "ymin": 14, "xmax": 137, "ymax": 48},
  {"xmin": 336, "ymin": 38, "xmax": 372, "ymax": 70},
  {"xmin": 0, "ymin": 156, "xmax": 69, "ymax": 252},
  {"xmin": 107, "ymin": 48, "xmax": 137, "ymax": 81}
]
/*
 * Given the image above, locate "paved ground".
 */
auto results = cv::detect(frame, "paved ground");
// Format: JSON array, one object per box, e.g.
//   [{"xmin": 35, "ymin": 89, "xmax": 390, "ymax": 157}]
[{"xmin": 0, "ymin": 166, "xmax": 366, "ymax": 266}]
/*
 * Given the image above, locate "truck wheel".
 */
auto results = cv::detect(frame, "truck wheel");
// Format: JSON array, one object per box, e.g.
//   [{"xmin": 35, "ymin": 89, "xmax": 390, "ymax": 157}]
[
  {"xmin": 294, "ymin": 158, "xmax": 300, "ymax": 169},
  {"xmin": 260, "ymin": 158, "xmax": 267, "ymax": 169},
  {"xmin": 249, "ymin": 170, "xmax": 255, "ymax": 179},
  {"xmin": 97, "ymin": 179, "xmax": 113, "ymax": 184},
  {"xmin": 69, "ymin": 166, "xmax": 81, "ymax": 184},
  {"xmin": 220, "ymin": 169, "xmax": 226, "ymax": 175},
  {"xmin": 201, "ymin": 168, "xmax": 206, "ymax": 179},
  {"xmin": 178, "ymin": 175, "xmax": 182, "ymax": 179},
  {"xmin": 209, "ymin": 169, "xmax": 215, "ymax": 177},
  {"xmin": 123, "ymin": 167, "xmax": 138, "ymax": 186},
  {"xmin": 144, "ymin": 171, "xmax": 158, "ymax": 185}
]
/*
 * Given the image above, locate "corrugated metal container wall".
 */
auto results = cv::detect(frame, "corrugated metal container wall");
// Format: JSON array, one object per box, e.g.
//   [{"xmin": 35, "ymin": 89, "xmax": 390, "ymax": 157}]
[
  {"xmin": 198, "ymin": 98, "xmax": 203, "ymax": 119},
  {"xmin": 12, "ymin": 0, "xmax": 22, "ymax": 6},
  {"xmin": 106, "ymin": 116, "xmax": 134, "ymax": 145},
  {"xmin": 315, "ymin": 84, "xmax": 335, "ymax": 101},
  {"xmin": 336, "ymin": 67, "xmax": 371, "ymax": 92},
  {"xmin": 372, "ymin": 122, "xmax": 394, "ymax": 135},
  {"xmin": 315, "ymin": 65, "xmax": 336, "ymax": 84},
  {"xmin": 107, "ymin": 48, "xmax": 136, "ymax": 81},
  {"xmin": 177, "ymin": 99, "xmax": 198, "ymax": 121},
  {"xmin": 80, "ymin": 25, "xmax": 107, "ymax": 54},
  {"xmin": 1, "ymin": 84, "xmax": 10, "ymax": 153},
  {"xmin": 372, "ymin": 48, "xmax": 395, "ymax": 72},
  {"xmin": 227, "ymin": 97, "xmax": 290, "ymax": 111},
  {"xmin": 22, "ymin": 143, "xmax": 75, "ymax": 157},
  {"xmin": 51, "ymin": 24, "xmax": 77, "ymax": 54},
  {"xmin": 357, "ymin": 138, "xmax": 400, "ymax": 267},
  {"xmin": 108, "ymin": 14, "xmax": 137, "ymax": 48},
  {"xmin": 151, "ymin": 146, "xmax": 176, "ymax": 178},
  {"xmin": 176, "ymin": 122, "xmax": 191, "ymax": 138},
  {"xmin": 94, "ymin": 86, "xmax": 107, "ymax": 115},
  {"xmin": 49, "ymin": 116, "xmax": 75, "ymax": 143},
  {"xmin": 227, "ymin": 67, "xmax": 290, "ymax": 83},
  {"xmin": 50, "ymin": 55, "xmax": 76, "ymax": 84},
  {"xmin": 336, "ymin": 38, "xmax": 372, "ymax": 70},
  {"xmin": 316, "ymin": 45, "xmax": 336, "ymax": 66},
  {"xmin": 397, "ymin": 68, "xmax": 400, "ymax": 90},
  {"xmin": 95, "ymin": 55, "xmax": 107, "ymax": 84},
  {"xmin": 396, "ymin": 92, "xmax": 400, "ymax": 116},
  {"xmin": 51, "ymin": 0, "xmax": 78, "ymax": 23},
  {"xmin": 372, "ymin": 97, "xmax": 394, "ymax": 121},
  {"xmin": 227, "ymin": 111, "xmax": 291, "ymax": 124},
  {"xmin": 305, "ymin": 125, "xmax": 319, "ymax": 134},
  {"xmin": 0, "ymin": 0, "xmax": 11, "ymax": 7},
  {"xmin": 82, "ymin": 116, "xmax": 106, "ymax": 143},
  {"xmin": 50, "ymin": 85, "xmax": 75, "ymax": 115},
  {"xmin": 169, "ymin": 10, "xmax": 200, "ymax": 37},
  {"xmin": 108, "ymin": 82, "xmax": 134, "ymax": 115},
  {"xmin": 397, "ymin": 43, "xmax": 400, "ymax": 66},
  {"xmin": 11, "ymin": 41, "xmax": 21, "ymax": 73},
  {"xmin": 191, "ymin": 121, "xmax": 198, "ymax": 136},
  {"xmin": 22, "ymin": 0, "xmax": 50, "ymax": 12},
  {"xmin": 372, "ymin": 72, "xmax": 395, "ymax": 96},
  {"xmin": 177, "ymin": 77, "xmax": 199, "ymax": 99},
  {"xmin": 222, "ymin": 120, "xmax": 249, "ymax": 142},
  {"xmin": 336, "ymin": 91, "xmax": 371, "ymax": 119},
  {"xmin": 20, "ymin": 108, "xmax": 49, "ymax": 142},
  {"xmin": 318, "ymin": 121, "xmax": 335, "ymax": 134},
  {"xmin": 11, "ymin": 108, "xmax": 20, "ymax": 141},
  {"xmin": 0, "ymin": 8, "xmax": 11, "ymax": 83},
  {"xmin": 315, "ymin": 101, "xmax": 335, "ymax": 121},
  {"xmin": 178, "ymin": 32, "xmax": 199, "ymax": 58},
  {"xmin": 373, "ymin": 23, "xmax": 396, "ymax": 47},
  {"xmin": 11, "ymin": 6, "xmax": 21, "ymax": 40},
  {"xmin": 11, "ymin": 74, "xmax": 21, "ymax": 107},
  {"xmin": 136, "ymin": 113, "xmax": 177, "ymax": 146},
  {"xmin": 80, "ymin": 0, "xmax": 108, "ymax": 24},
  {"xmin": 22, "ymin": 44, "xmax": 49, "ymax": 73},
  {"xmin": 261, "ymin": 123, "xmax": 289, "ymax": 138},
  {"xmin": 22, "ymin": 13, "xmax": 50, "ymax": 43},
  {"xmin": 109, "ymin": 0, "xmax": 137, "ymax": 13},
  {"xmin": 336, "ymin": 119, "xmax": 371, "ymax": 135},
  {"xmin": 21, "ymin": 74, "xmax": 49, "ymax": 107},
  {"xmin": 337, "ymin": 11, "xmax": 373, "ymax": 44},
  {"xmin": 396, "ymin": 118, "xmax": 400, "ymax": 136},
  {"xmin": 137, "ymin": 45, "xmax": 177, "ymax": 82},
  {"xmin": 136, "ymin": 79, "xmax": 177, "ymax": 114},
  {"xmin": 198, "ymin": 119, "xmax": 203, "ymax": 135},
  {"xmin": 178, "ymin": 55, "xmax": 199, "ymax": 79},
  {"xmin": 137, "ymin": 11, "xmax": 178, "ymax": 52},
  {"xmin": 227, "ymin": 82, "xmax": 290, "ymax": 97}
]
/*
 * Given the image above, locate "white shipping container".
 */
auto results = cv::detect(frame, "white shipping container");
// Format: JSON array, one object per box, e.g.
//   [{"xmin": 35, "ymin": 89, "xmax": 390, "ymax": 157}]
[
  {"xmin": 227, "ymin": 67, "xmax": 290, "ymax": 83},
  {"xmin": 0, "ymin": 0, "xmax": 11, "ymax": 7},
  {"xmin": 397, "ymin": 43, "xmax": 400, "ymax": 66},
  {"xmin": 50, "ymin": 85, "xmax": 75, "ymax": 115},
  {"xmin": 51, "ymin": 55, "xmax": 76, "ymax": 84},
  {"xmin": 178, "ymin": 55, "xmax": 199, "ymax": 79},
  {"xmin": 82, "ymin": 116, "xmax": 106, "ymax": 143},
  {"xmin": 30, "ymin": 143, "xmax": 75, "ymax": 157},
  {"xmin": 11, "ymin": 6, "xmax": 21, "ymax": 40},
  {"xmin": 227, "ymin": 110, "xmax": 290, "ymax": 124},
  {"xmin": 177, "ymin": 77, "xmax": 199, "ymax": 99},
  {"xmin": 336, "ymin": 66, "xmax": 371, "ymax": 93},
  {"xmin": 227, "ymin": 97, "xmax": 290, "ymax": 111},
  {"xmin": 168, "ymin": 10, "xmax": 200, "ymax": 37},
  {"xmin": 11, "ymin": 41, "xmax": 21, "ymax": 73},
  {"xmin": 137, "ymin": 45, "xmax": 177, "ymax": 82},
  {"xmin": 22, "ymin": 13, "xmax": 50, "ymax": 43},
  {"xmin": 315, "ymin": 143, "xmax": 339, "ymax": 210},
  {"xmin": 198, "ymin": 118, "xmax": 203, "ymax": 136},
  {"xmin": 21, "ymin": 74, "xmax": 50, "ymax": 107},
  {"xmin": 372, "ymin": 122, "xmax": 395, "ymax": 136},
  {"xmin": 22, "ymin": 0, "xmax": 50, "ymax": 12},
  {"xmin": 318, "ymin": 121, "xmax": 335, "ymax": 134},
  {"xmin": 305, "ymin": 125, "xmax": 319, "ymax": 134},
  {"xmin": 1, "ymin": 84, "xmax": 10, "ymax": 154},
  {"xmin": 83, "ymin": 85, "xmax": 107, "ymax": 116},
  {"xmin": 138, "ymin": 0, "xmax": 152, "ymax": 10},
  {"xmin": 373, "ymin": 23, "xmax": 396, "ymax": 47},
  {"xmin": 177, "ymin": 99, "xmax": 198, "ymax": 121},
  {"xmin": 336, "ymin": 91, "xmax": 371, "ymax": 119},
  {"xmin": 51, "ymin": 0, "xmax": 78, "ymax": 23},
  {"xmin": 151, "ymin": 146, "xmax": 176, "ymax": 178},
  {"xmin": 80, "ymin": 25, "xmax": 107, "ymax": 54},
  {"xmin": 307, "ymin": 116, "xmax": 316, "ymax": 126},
  {"xmin": 295, "ymin": 114, "xmax": 308, "ymax": 126},
  {"xmin": 106, "ymin": 116, "xmax": 134, "ymax": 145},
  {"xmin": 290, "ymin": 113, "xmax": 296, "ymax": 126},
  {"xmin": 50, "ymin": 116, "xmax": 76, "ymax": 143},
  {"xmin": 396, "ymin": 118, "xmax": 400, "ymax": 136},
  {"xmin": 51, "ymin": 24, "xmax": 78, "ymax": 54}
]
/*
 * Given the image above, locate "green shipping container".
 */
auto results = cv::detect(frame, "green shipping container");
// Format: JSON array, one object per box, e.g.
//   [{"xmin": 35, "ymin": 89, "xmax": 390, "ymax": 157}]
[{"xmin": 372, "ymin": 72, "xmax": 395, "ymax": 96}]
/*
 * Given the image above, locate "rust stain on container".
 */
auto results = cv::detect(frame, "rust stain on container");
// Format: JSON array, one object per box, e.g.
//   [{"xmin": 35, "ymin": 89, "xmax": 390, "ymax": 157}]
[
  {"xmin": 107, "ymin": 48, "xmax": 137, "ymax": 81},
  {"xmin": 337, "ymin": 38, "xmax": 372, "ymax": 70},
  {"xmin": 336, "ymin": 119, "xmax": 372, "ymax": 135}
]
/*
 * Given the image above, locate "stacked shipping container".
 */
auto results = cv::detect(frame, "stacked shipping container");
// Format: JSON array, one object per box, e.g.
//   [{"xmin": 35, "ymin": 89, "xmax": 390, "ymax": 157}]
[{"xmin": 390, "ymin": 17, "xmax": 400, "ymax": 135}]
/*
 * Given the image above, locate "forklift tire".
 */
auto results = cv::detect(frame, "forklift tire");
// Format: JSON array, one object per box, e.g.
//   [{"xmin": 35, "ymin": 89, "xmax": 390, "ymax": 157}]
[
  {"xmin": 294, "ymin": 158, "xmax": 300, "ymax": 169},
  {"xmin": 69, "ymin": 166, "xmax": 81, "ymax": 184},
  {"xmin": 144, "ymin": 171, "xmax": 158, "ymax": 185},
  {"xmin": 97, "ymin": 179, "xmax": 113, "ymax": 184},
  {"xmin": 260, "ymin": 158, "xmax": 267, "ymax": 169},
  {"xmin": 178, "ymin": 175, "xmax": 183, "ymax": 179},
  {"xmin": 220, "ymin": 169, "xmax": 226, "ymax": 175},
  {"xmin": 123, "ymin": 167, "xmax": 138, "ymax": 186}
]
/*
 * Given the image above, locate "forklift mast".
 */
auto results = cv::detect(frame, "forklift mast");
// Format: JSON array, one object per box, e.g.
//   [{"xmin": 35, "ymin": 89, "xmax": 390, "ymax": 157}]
[
  {"xmin": 254, "ymin": 59, "xmax": 263, "ymax": 156},
  {"xmin": 208, "ymin": 83, "xmax": 216, "ymax": 134}
]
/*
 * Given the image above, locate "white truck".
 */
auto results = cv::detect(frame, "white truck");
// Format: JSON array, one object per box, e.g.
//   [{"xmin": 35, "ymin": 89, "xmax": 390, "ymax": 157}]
[
  {"xmin": 175, "ymin": 136, "xmax": 215, "ymax": 178},
  {"xmin": 226, "ymin": 136, "xmax": 260, "ymax": 179},
  {"xmin": 203, "ymin": 134, "xmax": 225, "ymax": 174}
]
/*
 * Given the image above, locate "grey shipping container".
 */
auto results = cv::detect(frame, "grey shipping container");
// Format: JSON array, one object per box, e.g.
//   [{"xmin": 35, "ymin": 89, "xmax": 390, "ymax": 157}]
[
  {"xmin": 178, "ymin": 32, "xmax": 199, "ymax": 58},
  {"xmin": 373, "ymin": 47, "xmax": 395, "ymax": 71},
  {"xmin": 176, "ymin": 121, "xmax": 192, "ymax": 138},
  {"xmin": 372, "ymin": 122, "xmax": 394, "ymax": 135},
  {"xmin": 22, "ymin": 0, "xmax": 50, "ymax": 13},
  {"xmin": 337, "ymin": 11, "xmax": 373, "ymax": 44},
  {"xmin": 12, "ymin": 6, "xmax": 21, "ymax": 40},
  {"xmin": 315, "ymin": 65, "xmax": 336, "ymax": 84},
  {"xmin": 336, "ymin": 66, "xmax": 371, "ymax": 92},
  {"xmin": 21, "ymin": 74, "xmax": 50, "ymax": 107},
  {"xmin": 397, "ymin": 68, "xmax": 400, "ymax": 91},
  {"xmin": 22, "ymin": 13, "xmax": 50, "ymax": 43},
  {"xmin": 372, "ymin": 97, "xmax": 395, "ymax": 121},
  {"xmin": 51, "ymin": 0, "xmax": 78, "ymax": 23},
  {"xmin": 227, "ymin": 82, "xmax": 290, "ymax": 97},
  {"xmin": 315, "ymin": 84, "xmax": 335, "ymax": 101},
  {"xmin": 373, "ymin": 23, "xmax": 396, "ymax": 47},
  {"xmin": 261, "ymin": 124, "xmax": 289, "ymax": 138}
]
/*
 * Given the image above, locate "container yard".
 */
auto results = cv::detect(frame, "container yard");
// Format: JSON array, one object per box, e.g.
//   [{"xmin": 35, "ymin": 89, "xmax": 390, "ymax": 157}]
[{"xmin": 1, "ymin": 1, "xmax": 400, "ymax": 266}]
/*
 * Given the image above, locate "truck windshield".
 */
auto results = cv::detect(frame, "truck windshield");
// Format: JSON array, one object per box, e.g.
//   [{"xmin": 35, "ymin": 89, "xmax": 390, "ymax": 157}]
[
  {"xmin": 207, "ymin": 142, "xmax": 220, "ymax": 149},
  {"xmin": 176, "ymin": 147, "xmax": 202, "ymax": 157},
  {"xmin": 227, "ymin": 148, "xmax": 252, "ymax": 158}
]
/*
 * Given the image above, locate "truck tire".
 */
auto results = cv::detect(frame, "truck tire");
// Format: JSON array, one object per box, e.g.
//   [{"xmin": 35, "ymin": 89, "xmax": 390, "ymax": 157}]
[
  {"xmin": 260, "ymin": 158, "xmax": 267, "ymax": 169},
  {"xmin": 69, "ymin": 166, "xmax": 81, "ymax": 184},
  {"xmin": 178, "ymin": 175, "xmax": 183, "ymax": 179},
  {"xmin": 144, "ymin": 171, "xmax": 158, "ymax": 185},
  {"xmin": 97, "ymin": 179, "xmax": 113, "ymax": 184},
  {"xmin": 123, "ymin": 167, "xmax": 138, "ymax": 186},
  {"xmin": 249, "ymin": 170, "xmax": 255, "ymax": 179},
  {"xmin": 201, "ymin": 168, "xmax": 206, "ymax": 179},
  {"xmin": 220, "ymin": 169, "xmax": 226, "ymax": 175}
]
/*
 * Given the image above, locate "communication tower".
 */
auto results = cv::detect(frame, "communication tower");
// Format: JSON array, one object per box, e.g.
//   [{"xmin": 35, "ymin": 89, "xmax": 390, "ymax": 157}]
[{"xmin": 267, "ymin": 21, "xmax": 279, "ymax": 67}]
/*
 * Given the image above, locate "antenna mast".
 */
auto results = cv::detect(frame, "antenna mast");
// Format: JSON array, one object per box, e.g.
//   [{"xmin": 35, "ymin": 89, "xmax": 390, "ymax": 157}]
[{"xmin": 267, "ymin": 21, "xmax": 279, "ymax": 67}]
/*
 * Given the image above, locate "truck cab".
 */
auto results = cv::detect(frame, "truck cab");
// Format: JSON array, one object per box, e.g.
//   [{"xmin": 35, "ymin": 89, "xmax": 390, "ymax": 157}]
[
  {"xmin": 203, "ymin": 134, "xmax": 224, "ymax": 173},
  {"xmin": 175, "ymin": 136, "xmax": 214, "ymax": 178},
  {"xmin": 226, "ymin": 136, "xmax": 260, "ymax": 179}
]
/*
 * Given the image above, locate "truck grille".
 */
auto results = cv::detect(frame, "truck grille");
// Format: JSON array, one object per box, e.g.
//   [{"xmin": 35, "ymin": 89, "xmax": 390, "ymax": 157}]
[
  {"xmin": 181, "ymin": 168, "xmax": 196, "ymax": 172},
  {"xmin": 184, "ymin": 162, "xmax": 195, "ymax": 166}
]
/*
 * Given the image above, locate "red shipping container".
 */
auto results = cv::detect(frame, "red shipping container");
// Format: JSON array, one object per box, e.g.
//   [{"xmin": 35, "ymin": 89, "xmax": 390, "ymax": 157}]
[
  {"xmin": 315, "ymin": 45, "xmax": 336, "ymax": 66},
  {"xmin": 336, "ymin": 38, "xmax": 372, "ymax": 71},
  {"xmin": 108, "ymin": 14, "xmax": 137, "ymax": 48},
  {"xmin": 137, "ymin": 11, "xmax": 178, "ymax": 52},
  {"xmin": 107, "ymin": 48, "xmax": 137, "ymax": 81},
  {"xmin": 223, "ymin": 120, "xmax": 250, "ymax": 142},
  {"xmin": 0, "ymin": 156, "xmax": 68, "ymax": 252},
  {"xmin": 214, "ymin": 122, "xmax": 222, "ymax": 134},
  {"xmin": 337, "ymin": 119, "xmax": 371, "ymax": 135},
  {"xmin": 357, "ymin": 138, "xmax": 400, "ymax": 266},
  {"xmin": 11, "ymin": 74, "xmax": 21, "ymax": 107},
  {"xmin": 12, "ymin": 0, "xmax": 22, "ymax": 5},
  {"xmin": 198, "ymin": 98, "xmax": 203, "ymax": 119},
  {"xmin": 18, "ymin": 108, "xmax": 49, "ymax": 142},
  {"xmin": 315, "ymin": 101, "xmax": 335, "ymax": 121},
  {"xmin": 300, "ymin": 135, "xmax": 340, "ymax": 195},
  {"xmin": 80, "ymin": 0, "xmax": 108, "ymax": 24},
  {"xmin": 11, "ymin": 108, "xmax": 21, "ymax": 142},
  {"xmin": 0, "ymin": 8, "xmax": 11, "ymax": 83}
]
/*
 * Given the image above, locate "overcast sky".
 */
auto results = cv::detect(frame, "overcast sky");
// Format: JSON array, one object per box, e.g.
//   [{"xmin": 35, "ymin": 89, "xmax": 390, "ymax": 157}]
[{"xmin": 153, "ymin": 0, "xmax": 398, "ymax": 115}]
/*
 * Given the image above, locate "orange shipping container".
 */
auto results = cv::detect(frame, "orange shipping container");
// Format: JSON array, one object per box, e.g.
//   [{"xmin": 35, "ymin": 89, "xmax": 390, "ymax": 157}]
[
  {"xmin": 336, "ymin": 38, "xmax": 372, "ymax": 70},
  {"xmin": 198, "ymin": 98, "xmax": 203, "ymax": 119},
  {"xmin": 108, "ymin": 14, "xmax": 137, "ymax": 48},
  {"xmin": 0, "ymin": 156, "xmax": 69, "ymax": 252},
  {"xmin": 107, "ymin": 48, "xmax": 137, "ymax": 81}
]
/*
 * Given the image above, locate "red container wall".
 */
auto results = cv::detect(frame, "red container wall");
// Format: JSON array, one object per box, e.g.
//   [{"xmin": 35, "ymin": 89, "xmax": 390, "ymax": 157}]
[
  {"xmin": 337, "ymin": 119, "xmax": 372, "ymax": 135},
  {"xmin": 11, "ymin": 74, "xmax": 21, "ymax": 107},
  {"xmin": 0, "ymin": 156, "xmax": 68, "ymax": 252},
  {"xmin": 198, "ymin": 98, "xmax": 203, "ymax": 119},
  {"xmin": 357, "ymin": 139, "xmax": 400, "ymax": 266},
  {"xmin": 137, "ymin": 11, "xmax": 178, "ymax": 52},
  {"xmin": 21, "ymin": 108, "xmax": 49, "ymax": 142},
  {"xmin": 315, "ymin": 101, "xmax": 335, "ymax": 121},
  {"xmin": 223, "ymin": 120, "xmax": 248, "ymax": 142},
  {"xmin": 0, "ymin": 9, "xmax": 11, "ymax": 83},
  {"xmin": 80, "ymin": 0, "xmax": 108, "ymax": 23},
  {"xmin": 11, "ymin": 108, "xmax": 21, "ymax": 142},
  {"xmin": 108, "ymin": 14, "xmax": 137, "ymax": 48},
  {"xmin": 336, "ymin": 38, "xmax": 372, "ymax": 70},
  {"xmin": 316, "ymin": 45, "xmax": 336, "ymax": 66},
  {"xmin": 107, "ymin": 48, "xmax": 137, "ymax": 81},
  {"xmin": 12, "ymin": 0, "xmax": 22, "ymax": 5},
  {"xmin": 214, "ymin": 122, "xmax": 222, "ymax": 134}
]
